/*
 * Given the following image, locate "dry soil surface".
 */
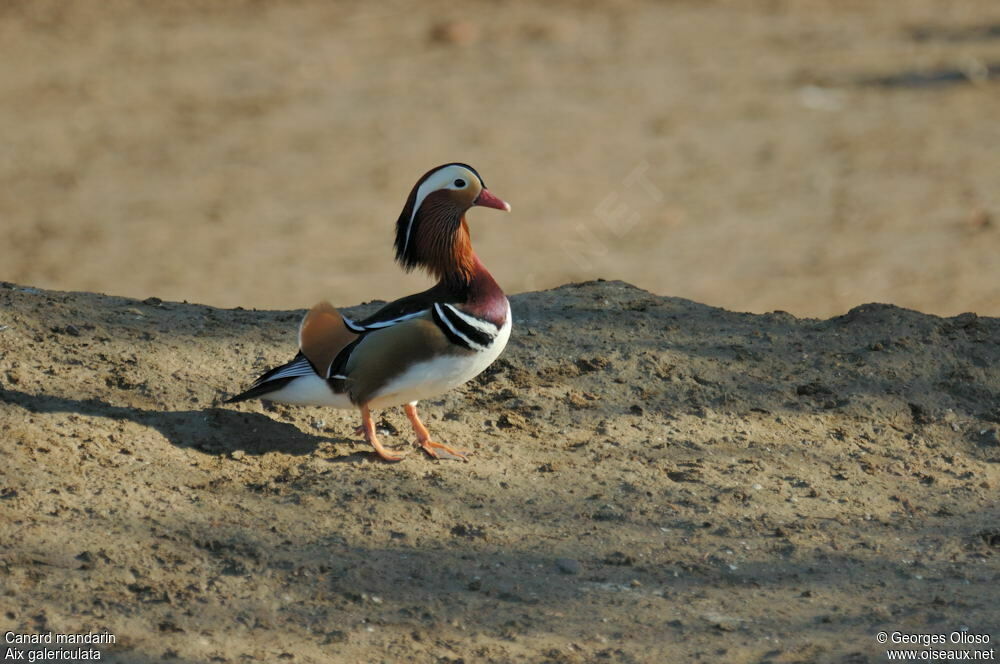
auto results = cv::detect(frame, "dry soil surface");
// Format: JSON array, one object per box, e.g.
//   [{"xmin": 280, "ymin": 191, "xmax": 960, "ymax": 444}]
[{"xmin": 1, "ymin": 280, "xmax": 998, "ymax": 663}]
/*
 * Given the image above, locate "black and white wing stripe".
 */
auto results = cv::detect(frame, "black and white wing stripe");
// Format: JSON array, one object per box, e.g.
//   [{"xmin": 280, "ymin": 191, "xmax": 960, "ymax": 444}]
[
  {"xmin": 225, "ymin": 351, "xmax": 319, "ymax": 403},
  {"xmin": 342, "ymin": 317, "xmax": 367, "ymax": 333},
  {"xmin": 351, "ymin": 303, "xmax": 499, "ymax": 352},
  {"xmin": 431, "ymin": 303, "xmax": 499, "ymax": 351},
  {"xmin": 252, "ymin": 352, "xmax": 314, "ymax": 385},
  {"xmin": 250, "ymin": 351, "xmax": 348, "ymax": 388},
  {"xmin": 343, "ymin": 310, "xmax": 426, "ymax": 332}
]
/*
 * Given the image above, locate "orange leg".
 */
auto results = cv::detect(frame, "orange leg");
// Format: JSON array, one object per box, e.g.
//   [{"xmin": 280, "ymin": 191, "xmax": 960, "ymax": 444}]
[
  {"xmin": 404, "ymin": 402, "xmax": 469, "ymax": 461},
  {"xmin": 360, "ymin": 404, "xmax": 406, "ymax": 462}
]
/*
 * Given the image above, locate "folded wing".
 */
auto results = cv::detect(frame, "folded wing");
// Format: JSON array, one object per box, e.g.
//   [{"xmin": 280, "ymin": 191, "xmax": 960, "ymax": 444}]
[{"xmin": 299, "ymin": 301, "xmax": 360, "ymax": 379}]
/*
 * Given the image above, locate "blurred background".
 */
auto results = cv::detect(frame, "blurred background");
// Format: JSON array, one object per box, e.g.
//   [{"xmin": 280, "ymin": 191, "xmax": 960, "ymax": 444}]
[{"xmin": 2, "ymin": 0, "xmax": 998, "ymax": 317}]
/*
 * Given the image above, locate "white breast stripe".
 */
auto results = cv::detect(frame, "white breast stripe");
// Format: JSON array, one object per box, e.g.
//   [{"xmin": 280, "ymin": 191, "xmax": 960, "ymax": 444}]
[
  {"xmin": 442, "ymin": 303, "xmax": 500, "ymax": 336},
  {"xmin": 433, "ymin": 302, "xmax": 487, "ymax": 351}
]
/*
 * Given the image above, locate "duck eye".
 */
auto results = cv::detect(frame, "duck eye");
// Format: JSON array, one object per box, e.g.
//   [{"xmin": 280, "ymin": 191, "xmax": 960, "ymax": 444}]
[{"xmin": 453, "ymin": 178, "xmax": 466, "ymax": 188}]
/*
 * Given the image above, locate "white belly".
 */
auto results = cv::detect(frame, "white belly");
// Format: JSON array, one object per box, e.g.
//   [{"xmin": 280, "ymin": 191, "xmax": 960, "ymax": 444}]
[
  {"xmin": 263, "ymin": 374, "xmax": 354, "ymax": 408},
  {"xmin": 367, "ymin": 311, "xmax": 512, "ymax": 409}
]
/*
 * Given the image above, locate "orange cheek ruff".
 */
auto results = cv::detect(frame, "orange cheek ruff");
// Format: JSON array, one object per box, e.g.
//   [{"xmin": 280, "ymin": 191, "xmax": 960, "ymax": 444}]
[{"xmin": 413, "ymin": 207, "xmax": 476, "ymax": 286}]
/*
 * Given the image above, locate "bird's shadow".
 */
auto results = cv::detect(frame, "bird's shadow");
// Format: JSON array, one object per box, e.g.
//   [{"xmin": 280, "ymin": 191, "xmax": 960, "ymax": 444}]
[{"xmin": 1, "ymin": 388, "xmax": 375, "ymax": 462}]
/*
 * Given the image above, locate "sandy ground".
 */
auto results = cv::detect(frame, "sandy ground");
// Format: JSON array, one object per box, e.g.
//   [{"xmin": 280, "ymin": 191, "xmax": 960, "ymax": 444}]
[
  {"xmin": 1, "ymin": 279, "xmax": 998, "ymax": 663},
  {"xmin": 2, "ymin": 0, "xmax": 1000, "ymax": 317}
]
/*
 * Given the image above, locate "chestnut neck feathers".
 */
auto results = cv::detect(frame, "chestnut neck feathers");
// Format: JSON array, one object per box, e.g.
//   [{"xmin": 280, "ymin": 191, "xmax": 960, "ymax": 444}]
[{"xmin": 393, "ymin": 163, "xmax": 498, "ymax": 294}]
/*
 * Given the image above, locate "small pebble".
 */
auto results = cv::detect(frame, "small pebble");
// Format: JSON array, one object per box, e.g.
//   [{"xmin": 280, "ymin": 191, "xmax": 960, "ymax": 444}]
[
  {"xmin": 968, "ymin": 208, "xmax": 992, "ymax": 230},
  {"xmin": 978, "ymin": 428, "xmax": 1000, "ymax": 447},
  {"xmin": 429, "ymin": 20, "xmax": 479, "ymax": 46},
  {"xmin": 555, "ymin": 558, "xmax": 581, "ymax": 575}
]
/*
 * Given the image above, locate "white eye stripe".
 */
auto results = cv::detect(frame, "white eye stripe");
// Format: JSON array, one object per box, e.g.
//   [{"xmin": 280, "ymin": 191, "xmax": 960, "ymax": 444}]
[{"xmin": 402, "ymin": 165, "xmax": 479, "ymax": 255}]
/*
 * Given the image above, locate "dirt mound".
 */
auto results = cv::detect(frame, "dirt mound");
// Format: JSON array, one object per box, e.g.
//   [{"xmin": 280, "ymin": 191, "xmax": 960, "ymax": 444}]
[{"xmin": 1, "ymin": 280, "xmax": 998, "ymax": 662}]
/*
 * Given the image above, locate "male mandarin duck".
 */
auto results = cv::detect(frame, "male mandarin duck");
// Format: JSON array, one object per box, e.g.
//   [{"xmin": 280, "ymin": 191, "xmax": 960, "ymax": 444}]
[{"xmin": 226, "ymin": 163, "xmax": 512, "ymax": 462}]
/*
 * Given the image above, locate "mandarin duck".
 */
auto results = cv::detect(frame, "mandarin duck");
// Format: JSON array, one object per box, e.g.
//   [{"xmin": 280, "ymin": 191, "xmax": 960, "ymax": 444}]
[{"xmin": 226, "ymin": 163, "xmax": 512, "ymax": 461}]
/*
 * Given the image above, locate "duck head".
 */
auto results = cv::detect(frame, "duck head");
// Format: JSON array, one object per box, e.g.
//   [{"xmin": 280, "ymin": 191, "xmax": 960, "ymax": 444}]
[{"xmin": 394, "ymin": 163, "xmax": 510, "ymax": 285}]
